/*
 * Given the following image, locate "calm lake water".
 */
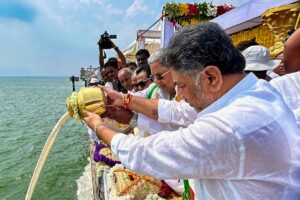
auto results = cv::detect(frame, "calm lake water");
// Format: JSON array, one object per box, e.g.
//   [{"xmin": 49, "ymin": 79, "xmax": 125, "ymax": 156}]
[{"xmin": 0, "ymin": 77, "xmax": 90, "ymax": 200}]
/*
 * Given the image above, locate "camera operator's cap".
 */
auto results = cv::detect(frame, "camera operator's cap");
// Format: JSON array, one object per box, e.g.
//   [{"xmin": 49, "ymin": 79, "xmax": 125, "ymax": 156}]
[
  {"xmin": 243, "ymin": 45, "xmax": 281, "ymax": 71},
  {"xmin": 89, "ymin": 78, "xmax": 99, "ymax": 84}
]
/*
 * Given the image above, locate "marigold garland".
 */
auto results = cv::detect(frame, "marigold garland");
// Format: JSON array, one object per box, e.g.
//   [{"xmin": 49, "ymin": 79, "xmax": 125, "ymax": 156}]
[
  {"xmin": 230, "ymin": 25, "xmax": 275, "ymax": 48},
  {"xmin": 163, "ymin": 2, "xmax": 234, "ymax": 27}
]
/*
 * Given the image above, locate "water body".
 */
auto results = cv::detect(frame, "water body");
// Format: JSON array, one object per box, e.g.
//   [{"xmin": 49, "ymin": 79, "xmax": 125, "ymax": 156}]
[{"xmin": 0, "ymin": 77, "xmax": 89, "ymax": 200}]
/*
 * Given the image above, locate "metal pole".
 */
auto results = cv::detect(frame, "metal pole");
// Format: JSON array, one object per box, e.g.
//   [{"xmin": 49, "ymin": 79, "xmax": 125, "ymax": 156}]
[{"xmin": 71, "ymin": 76, "xmax": 75, "ymax": 91}]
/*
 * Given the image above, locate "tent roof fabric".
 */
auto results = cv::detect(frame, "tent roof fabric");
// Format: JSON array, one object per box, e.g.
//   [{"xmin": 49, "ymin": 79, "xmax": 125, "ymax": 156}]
[{"xmin": 211, "ymin": 0, "xmax": 298, "ymax": 34}]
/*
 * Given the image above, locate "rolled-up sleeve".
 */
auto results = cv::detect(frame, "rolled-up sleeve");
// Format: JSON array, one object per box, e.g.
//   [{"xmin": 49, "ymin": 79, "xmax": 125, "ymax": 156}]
[
  {"xmin": 111, "ymin": 115, "xmax": 240, "ymax": 180},
  {"xmin": 158, "ymin": 99, "xmax": 198, "ymax": 127}
]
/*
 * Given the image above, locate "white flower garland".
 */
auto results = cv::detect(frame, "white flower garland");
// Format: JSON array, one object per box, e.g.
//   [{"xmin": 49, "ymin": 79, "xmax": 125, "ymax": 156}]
[
  {"xmin": 106, "ymin": 164, "xmax": 167, "ymax": 200},
  {"xmin": 96, "ymin": 162, "xmax": 111, "ymax": 178},
  {"xmin": 107, "ymin": 164, "xmax": 134, "ymax": 200},
  {"xmin": 145, "ymin": 193, "xmax": 166, "ymax": 200},
  {"xmin": 207, "ymin": 4, "xmax": 217, "ymax": 17}
]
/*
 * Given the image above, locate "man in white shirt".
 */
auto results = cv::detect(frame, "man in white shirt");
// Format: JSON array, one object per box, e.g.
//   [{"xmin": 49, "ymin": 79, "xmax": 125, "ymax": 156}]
[
  {"xmin": 270, "ymin": 28, "xmax": 300, "ymax": 127},
  {"xmin": 83, "ymin": 22, "xmax": 300, "ymax": 199},
  {"xmin": 129, "ymin": 52, "xmax": 182, "ymax": 135},
  {"xmin": 118, "ymin": 68, "xmax": 134, "ymax": 92}
]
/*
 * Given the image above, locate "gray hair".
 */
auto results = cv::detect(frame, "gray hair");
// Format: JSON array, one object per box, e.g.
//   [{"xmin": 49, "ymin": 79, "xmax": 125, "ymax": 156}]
[
  {"xmin": 148, "ymin": 51, "xmax": 162, "ymax": 65},
  {"xmin": 160, "ymin": 22, "xmax": 245, "ymax": 77},
  {"xmin": 118, "ymin": 67, "xmax": 133, "ymax": 76}
]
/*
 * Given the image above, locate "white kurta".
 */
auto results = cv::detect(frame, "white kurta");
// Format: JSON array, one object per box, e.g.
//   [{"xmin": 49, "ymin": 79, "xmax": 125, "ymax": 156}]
[
  {"xmin": 158, "ymin": 99, "xmax": 197, "ymax": 127},
  {"xmin": 111, "ymin": 73, "xmax": 300, "ymax": 199},
  {"xmin": 134, "ymin": 83, "xmax": 184, "ymax": 193},
  {"xmin": 270, "ymin": 71, "xmax": 300, "ymax": 128},
  {"xmin": 134, "ymin": 83, "xmax": 181, "ymax": 134}
]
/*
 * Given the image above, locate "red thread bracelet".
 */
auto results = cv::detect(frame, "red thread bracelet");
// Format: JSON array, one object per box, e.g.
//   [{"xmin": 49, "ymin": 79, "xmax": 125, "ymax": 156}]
[{"xmin": 124, "ymin": 93, "xmax": 133, "ymax": 109}]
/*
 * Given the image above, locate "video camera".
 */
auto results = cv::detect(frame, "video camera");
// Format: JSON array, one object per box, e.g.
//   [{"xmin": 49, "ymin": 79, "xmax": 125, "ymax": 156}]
[{"xmin": 97, "ymin": 31, "xmax": 117, "ymax": 49}]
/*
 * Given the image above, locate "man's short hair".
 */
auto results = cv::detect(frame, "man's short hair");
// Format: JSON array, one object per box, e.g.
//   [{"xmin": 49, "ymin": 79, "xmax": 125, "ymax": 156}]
[
  {"xmin": 104, "ymin": 59, "xmax": 118, "ymax": 69},
  {"xmin": 148, "ymin": 51, "xmax": 162, "ymax": 65},
  {"xmin": 108, "ymin": 57, "xmax": 118, "ymax": 63},
  {"xmin": 160, "ymin": 22, "xmax": 245, "ymax": 76},
  {"xmin": 135, "ymin": 64, "xmax": 151, "ymax": 77},
  {"xmin": 135, "ymin": 49, "xmax": 150, "ymax": 58},
  {"xmin": 118, "ymin": 68, "xmax": 133, "ymax": 76},
  {"xmin": 126, "ymin": 62, "xmax": 138, "ymax": 68},
  {"xmin": 236, "ymin": 39, "xmax": 259, "ymax": 52}
]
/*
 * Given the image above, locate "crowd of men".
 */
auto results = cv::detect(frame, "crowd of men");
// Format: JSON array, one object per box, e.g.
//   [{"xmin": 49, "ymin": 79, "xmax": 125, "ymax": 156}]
[{"xmin": 85, "ymin": 22, "xmax": 300, "ymax": 199}]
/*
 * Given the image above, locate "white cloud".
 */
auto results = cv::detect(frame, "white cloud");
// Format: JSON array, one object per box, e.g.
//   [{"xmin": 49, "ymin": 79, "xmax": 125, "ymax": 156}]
[
  {"xmin": 105, "ymin": 4, "xmax": 123, "ymax": 15},
  {"xmin": 58, "ymin": 0, "xmax": 77, "ymax": 9},
  {"xmin": 79, "ymin": 0, "xmax": 91, "ymax": 4},
  {"xmin": 78, "ymin": 0, "xmax": 123, "ymax": 16},
  {"xmin": 2, "ymin": 0, "xmax": 253, "ymax": 76},
  {"xmin": 125, "ymin": 0, "xmax": 148, "ymax": 19},
  {"xmin": 79, "ymin": 0, "xmax": 105, "ymax": 6},
  {"xmin": 26, "ymin": 0, "xmax": 66, "ymax": 26}
]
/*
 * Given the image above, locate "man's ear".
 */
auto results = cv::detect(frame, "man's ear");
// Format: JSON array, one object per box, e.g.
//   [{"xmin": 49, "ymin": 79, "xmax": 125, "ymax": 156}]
[{"xmin": 203, "ymin": 65, "xmax": 223, "ymax": 92}]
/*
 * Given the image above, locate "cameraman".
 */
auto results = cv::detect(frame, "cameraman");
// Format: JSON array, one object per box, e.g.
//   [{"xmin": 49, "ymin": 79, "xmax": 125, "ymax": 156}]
[
  {"xmin": 98, "ymin": 40, "xmax": 126, "ymax": 69},
  {"xmin": 112, "ymin": 41, "xmax": 126, "ymax": 68}
]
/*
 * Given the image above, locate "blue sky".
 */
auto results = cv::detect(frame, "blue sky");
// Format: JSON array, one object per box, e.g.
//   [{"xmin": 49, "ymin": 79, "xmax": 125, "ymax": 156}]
[{"xmin": 0, "ymin": 0, "xmax": 248, "ymax": 76}]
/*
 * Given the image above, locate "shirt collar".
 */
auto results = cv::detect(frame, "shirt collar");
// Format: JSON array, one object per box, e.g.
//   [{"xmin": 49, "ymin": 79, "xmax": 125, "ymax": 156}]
[
  {"xmin": 197, "ymin": 73, "xmax": 258, "ymax": 118},
  {"xmin": 157, "ymin": 87, "xmax": 171, "ymax": 100}
]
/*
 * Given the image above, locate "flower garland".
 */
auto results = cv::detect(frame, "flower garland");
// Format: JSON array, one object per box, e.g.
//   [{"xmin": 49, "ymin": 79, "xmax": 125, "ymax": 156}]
[
  {"xmin": 163, "ymin": 2, "xmax": 234, "ymax": 27},
  {"xmin": 94, "ymin": 143, "xmax": 121, "ymax": 167},
  {"xmin": 230, "ymin": 25, "xmax": 275, "ymax": 48},
  {"xmin": 107, "ymin": 164, "xmax": 135, "ymax": 200},
  {"xmin": 96, "ymin": 162, "xmax": 111, "ymax": 177},
  {"xmin": 66, "ymin": 92, "xmax": 81, "ymax": 120},
  {"xmin": 157, "ymin": 180, "xmax": 175, "ymax": 198},
  {"xmin": 145, "ymin": 193, "xmax": 165, "ymax": 200},
  {"xmin": 106, "ymin": 164, "xmax": 181, "ymax": 200},
  {"xmin": 217, "ymin": 4, "xmax": 235, "ymax": 16}
]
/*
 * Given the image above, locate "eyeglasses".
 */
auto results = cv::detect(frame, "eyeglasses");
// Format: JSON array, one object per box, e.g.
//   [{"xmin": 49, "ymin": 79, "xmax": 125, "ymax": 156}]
[
  {"xmin": 150, "ymin": 71, "xmax": 170, "ymax": 81},
  {"xmin": 132, "ymin": 77, "xmax": 152, "ymax": 88}
]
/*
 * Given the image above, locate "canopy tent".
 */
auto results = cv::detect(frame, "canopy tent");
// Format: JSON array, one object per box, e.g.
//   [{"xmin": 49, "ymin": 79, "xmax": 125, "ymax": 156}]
[
  {"xmin": 211, "ymin": 0, "xmax": 298, "ymax": 34},
  {"xmin": 121, "ymin": 38, "xmax": 160, "ymax": 62},
  {"xmin": 121, "ymin": 27, "xmax": 161, "ymax": 62},
  {"xmin": 121, "ymin": 41, "xmax": 137, "ymax": 62}
]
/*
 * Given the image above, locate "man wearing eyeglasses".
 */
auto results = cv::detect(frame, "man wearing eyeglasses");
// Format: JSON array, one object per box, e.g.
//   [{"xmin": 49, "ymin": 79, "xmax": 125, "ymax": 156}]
[
  {"xmin": 149, "ymin": 52, "xmax": 176, "ymax": 100},
  {"xmin": 135, "ymin": 52, "xmax": 176, "ymax": 100},
  {"xmin": 134, "ymin": 65, "xmax": 153, "ymax": 92},
  {"xmin": 131, "ymin": 52, "xmax": 182, "ymax": 136},
  {"xmin": 129, "ymin": 51, "xmax": 186, "ymax": 193}
]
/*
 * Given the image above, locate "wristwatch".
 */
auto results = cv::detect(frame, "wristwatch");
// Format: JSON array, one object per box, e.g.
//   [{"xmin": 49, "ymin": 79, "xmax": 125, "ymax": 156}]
[
  {"xmin": 129, "ymin": 112, "xmax": 138, "ymax": 128},
  {"xmin": 93, "ymin": 121, "xmax": 105, "ymax": 133}
]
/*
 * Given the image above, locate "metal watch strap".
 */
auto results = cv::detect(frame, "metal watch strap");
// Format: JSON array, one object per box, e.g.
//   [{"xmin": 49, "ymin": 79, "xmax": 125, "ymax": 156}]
[
  {"xmin": 93, "ymin": 121, "xmax": 105, "ymax": 133},
  {"xmin": 129, "ymin": 113, "xmax": 138, "ymax": 127}
]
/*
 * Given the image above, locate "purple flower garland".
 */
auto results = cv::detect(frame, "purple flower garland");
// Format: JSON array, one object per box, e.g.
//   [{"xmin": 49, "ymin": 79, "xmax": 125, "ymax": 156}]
[{"xmin": 94, "ymin": 143, "xmax": 121, "ymax": 167}]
